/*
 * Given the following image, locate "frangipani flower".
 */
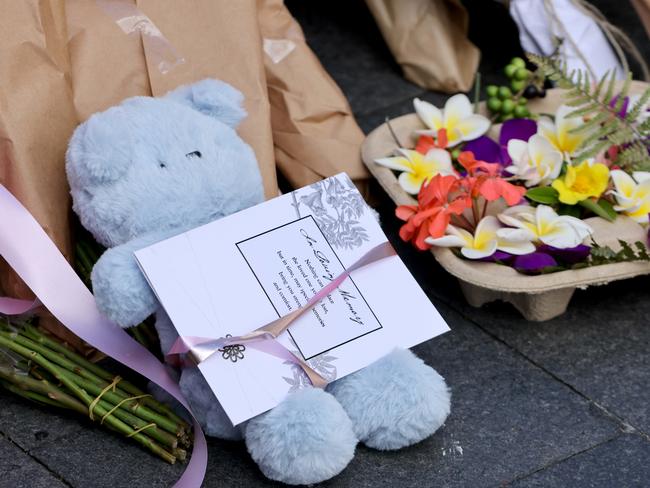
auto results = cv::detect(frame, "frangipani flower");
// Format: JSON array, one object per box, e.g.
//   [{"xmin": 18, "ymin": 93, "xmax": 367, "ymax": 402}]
[
  {"xmin": 551, "ymin": 160, "xmax": 609, "ymax": 204},
  {"xmin": 464, "ymin": 118, "xmax": 538, "ymax": 166},
  {"xmin": 506, "ymin": 134, "xmax": 563, "ymax": 186},
  {"xmin": 375, "ymin": 148, "xmax": 456, "ymax": 194},
  {"xmin": 414, "ymin": 95, "xmax": 490, "ymax": 147},
  {"xmin": 538, "ymin": 105, "xmax": 592, "ymax": 158},
  {"xmin": 498, "ymin": 205, "xmax": 593, "ymax": 249},
  {"xmin": 609, "ymin": 170, "xmax": 650, "ymax": 223},
  {"xmin": 425, "ymin": 216, "xmax": 535, "ymax": 259}
]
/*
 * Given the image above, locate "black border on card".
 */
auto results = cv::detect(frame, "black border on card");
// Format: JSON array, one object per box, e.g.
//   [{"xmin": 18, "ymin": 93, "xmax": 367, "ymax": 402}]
[{"xmin": 235, "ymin": 215, "xmax": 383, "ymax": 360}]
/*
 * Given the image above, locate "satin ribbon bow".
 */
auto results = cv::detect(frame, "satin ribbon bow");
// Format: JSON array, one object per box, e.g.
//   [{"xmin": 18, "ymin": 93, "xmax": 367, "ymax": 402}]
[{"xmin": 167, "ymin": 241, "xmax": 396, "ymax": 387}]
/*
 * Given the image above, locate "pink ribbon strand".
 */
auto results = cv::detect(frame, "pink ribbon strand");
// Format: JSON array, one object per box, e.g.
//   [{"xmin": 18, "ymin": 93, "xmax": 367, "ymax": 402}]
[
  {"xmin": 0, "ymin": 185, "xmax": 206, "ymax": 488},
  {"xmin": 167, "ymin": 241, "xmax": 396, "ymax": 388}
]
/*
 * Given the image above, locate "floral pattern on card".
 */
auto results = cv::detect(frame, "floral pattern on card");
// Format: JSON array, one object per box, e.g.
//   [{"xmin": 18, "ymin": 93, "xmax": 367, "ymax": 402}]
[
  {"xmin": 292, "ymin": 177, "xmax": 369, "ymax": 250},
  {"xmin": 283, "ymin": 350, "xmax": 338, "ymax": 392}
]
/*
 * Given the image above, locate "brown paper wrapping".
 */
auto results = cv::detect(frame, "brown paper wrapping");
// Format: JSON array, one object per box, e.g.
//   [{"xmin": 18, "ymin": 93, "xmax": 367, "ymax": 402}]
[
  {"xmin": 365, "ymin": 0, "xmax": 480, "ymax": 93},
  {"xmin": 258, "ymin": 0, "xmax": 368, "ymax": 190},
  {"xmin": 1, "ymin": 0, "xmax": 278, "ymax": 347},
  {"xmin": 0, "ymin": 0, "xmax": 367, "ymax": 348},
  {"xmin": 631, "ymin": 0, "xmax": 650, "ymax": 38}
]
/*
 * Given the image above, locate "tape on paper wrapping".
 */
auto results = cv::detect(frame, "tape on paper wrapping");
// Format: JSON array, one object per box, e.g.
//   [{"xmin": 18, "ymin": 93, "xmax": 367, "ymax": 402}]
[
  {"xmin": 95, "ymin": 0, "xmax": 185, "ymax": 74},
  {"xmin": 263, "ymin": 39, "xmax": 297, "ymax": 64}
]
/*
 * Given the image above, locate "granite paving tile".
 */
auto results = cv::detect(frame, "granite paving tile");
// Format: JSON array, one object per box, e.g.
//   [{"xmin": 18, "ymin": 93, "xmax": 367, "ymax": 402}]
[
  {"xmin": 0, "ymin": 389, "xmax": 85, "ymax": 452},
  {"xmin": 29, "ymin": 427, "xmax": 184, "ymax": 488},
  {"xmin": 513, "ymin": 434, "xmax": 650, "ymax": 488},
  {"xmin": 321, "ymin": 326, "xmax": 621, "ymax": 488},
  {"xmin": 0, "ymin": 435, "xmax": 69, "ymax": 488},
  {"xmin": 464, "ymin": 275, "xmax": 650, "ymax": 436}
]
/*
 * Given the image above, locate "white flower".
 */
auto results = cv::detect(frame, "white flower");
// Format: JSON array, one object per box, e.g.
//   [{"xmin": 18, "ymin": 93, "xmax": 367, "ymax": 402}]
[
  {"xmin": 413, "ymin": 95, "xmax": 490, "ymax": 147},
  {"xmin": 609, "ymin": 170, "xmax": 650, "ymax": 224},
  {"xmin": 537, "ymin": 104, "xmax": 591, "ymax": 159},
  {"xmin": 506, "ymin": 134, "xmax": 563, "ymax": 186},
  {"xmin": 425, "ymin": 216, "xmax": 535, "ymax": 259},
  {"xmin": 498, "ymin": 205, "xmax": 593, "ymax": 249},
  {"xmin": 374, "ymin": 148, "xmax": 456, "ymax": 194}
]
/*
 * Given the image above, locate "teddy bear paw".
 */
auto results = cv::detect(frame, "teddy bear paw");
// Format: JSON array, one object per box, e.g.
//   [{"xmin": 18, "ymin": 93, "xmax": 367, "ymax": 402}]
[
  {"xmin": 179, "ymin": 368, "xmax": 243, "ymax": 440},
  {"xmin": 244, "ymin": 388, "xmax": 357, "ymax": 485},
  {"xmin": 328, "ymin": 348, "xmax": 450, "ymax": 450}
]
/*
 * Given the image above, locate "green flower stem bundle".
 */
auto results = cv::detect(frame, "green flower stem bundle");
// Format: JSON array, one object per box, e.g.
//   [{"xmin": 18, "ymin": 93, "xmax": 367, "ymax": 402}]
[{"xmin": 0, "ymin": 321, "xmax": 191, "ymax": 464}]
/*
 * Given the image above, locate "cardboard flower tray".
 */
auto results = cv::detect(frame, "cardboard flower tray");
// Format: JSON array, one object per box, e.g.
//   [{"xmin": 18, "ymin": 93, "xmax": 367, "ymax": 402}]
[{"xmin": 361, "ymin": 88, "xmax": 650, "ymax": 321}]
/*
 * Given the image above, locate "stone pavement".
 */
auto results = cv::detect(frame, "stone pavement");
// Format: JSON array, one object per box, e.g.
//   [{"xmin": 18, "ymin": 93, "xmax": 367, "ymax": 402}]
[{"xmin": 1, "ymin": 1, "xmax": 649, "ymax": 487}]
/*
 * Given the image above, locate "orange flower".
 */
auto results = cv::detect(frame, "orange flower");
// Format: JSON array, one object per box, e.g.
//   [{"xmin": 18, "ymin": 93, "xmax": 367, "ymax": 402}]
[
  {"xmin": 415, "ymin": 128, "xmax": 449, "ymax": 154},
  {"xmin": 458, "ymin": 151, "xmax": 526, "ymax": 205},
  {"xmin": 396, "ymin": 174, "xmax": 470, "ymax": 250}
]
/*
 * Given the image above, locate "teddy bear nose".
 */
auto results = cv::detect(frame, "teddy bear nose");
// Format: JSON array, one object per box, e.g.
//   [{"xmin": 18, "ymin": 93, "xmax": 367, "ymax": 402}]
[{"xmin": 185, "ymin": 151, "xmax": 202, "ymax": 159}]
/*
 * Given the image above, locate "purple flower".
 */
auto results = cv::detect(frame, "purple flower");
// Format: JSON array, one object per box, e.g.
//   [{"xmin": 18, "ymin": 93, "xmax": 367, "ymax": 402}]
[
  {"xmin": 478, "ymin": 250, "xmax": 514, "ymax": 263},
  {"xmin": 610, "ymin": 95, "xmax": 630, "ymax": 118},
  {"xmin": 512, "ymin": 252, "xmax": 558, "ymax": 274},
  {"xmin": 463, "ymin": 118, "xmax": 538, "ymax": 167},
  {"xmin": 537, "ymin": 244, "xmax": 591, "ymax": 264}
]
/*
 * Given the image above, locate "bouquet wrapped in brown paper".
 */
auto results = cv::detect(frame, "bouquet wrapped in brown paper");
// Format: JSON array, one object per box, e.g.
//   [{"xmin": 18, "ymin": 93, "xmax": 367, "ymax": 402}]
[
  {"xmin": 0, "ymin": 0, "xmax": 367, "ymax": 347},
  {"xmin": 365, "ymin": 0, "xmax": 480, "ymax": 93}
]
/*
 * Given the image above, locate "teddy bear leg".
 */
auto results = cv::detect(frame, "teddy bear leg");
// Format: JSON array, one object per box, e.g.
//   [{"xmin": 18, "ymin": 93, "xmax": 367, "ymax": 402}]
[
  {"xmin": 244, "ymin": 388, "xmax": 357, "ymax": 485},
  {"xmin": 151, "ymin": 310, "xmax": 243, "ymax": 440},
  {"xmin": 178, "ymin": 368, "xmax": 243, "ymax": 440},
  {"xmin": 327, "ymin": 349, "xmax": 450, "ymax": 450}
]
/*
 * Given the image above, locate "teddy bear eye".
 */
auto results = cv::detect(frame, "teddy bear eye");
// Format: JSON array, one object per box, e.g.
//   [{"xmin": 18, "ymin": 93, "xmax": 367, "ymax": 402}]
[
  {"xmin": 158, "ymin": 161, "xmax": 167, "ymax": 168},
  {"xmin": 186, "ymin": 151, "xmax": 202, "ymax": 159}
]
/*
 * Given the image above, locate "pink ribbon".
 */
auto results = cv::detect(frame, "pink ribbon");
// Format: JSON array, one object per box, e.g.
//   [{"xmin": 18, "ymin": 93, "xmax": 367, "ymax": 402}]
[
  {"xmin": 168, "ymin": 241, "xmax": 396, "ymax": 388},
  {"xmin": 0, "ymin": 185, "xmax": 206, "ymax": 487}
]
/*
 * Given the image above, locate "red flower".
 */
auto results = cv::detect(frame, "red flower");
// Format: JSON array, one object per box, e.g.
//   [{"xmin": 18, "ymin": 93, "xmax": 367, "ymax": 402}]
[
  {"xmin": 395, "ymin": 174, "xmax": 469, "ymax": 250},
  {"xmin": 458, "ymin": 151, "xmax": 526, "ymax": 205},
  {"xmin": 415, "ymin": 128, "xmax": 448, "ymax": 154}
]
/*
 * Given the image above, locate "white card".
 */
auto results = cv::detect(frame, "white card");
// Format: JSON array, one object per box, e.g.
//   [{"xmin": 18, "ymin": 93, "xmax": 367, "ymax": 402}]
[{"xmin": 135, "ymin": 174, "xmax": 449, "ymax": 425}]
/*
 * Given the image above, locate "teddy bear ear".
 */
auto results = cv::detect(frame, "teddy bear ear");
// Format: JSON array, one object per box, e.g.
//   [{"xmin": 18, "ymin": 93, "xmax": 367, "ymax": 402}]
[
  {"xmin": 165, "ymin": 79, "xmax": 247, "ymax": 128},
  {"xmin": 66, "ymin": 108, "xmax": 133, "ymax": 188}
]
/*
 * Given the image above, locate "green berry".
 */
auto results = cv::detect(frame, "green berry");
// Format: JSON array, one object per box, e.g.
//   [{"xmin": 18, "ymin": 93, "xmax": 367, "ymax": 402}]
[
  {"xmin": 501, "ymin": 99, "xmax": 515, "ymax": 114},
  {"xmin": 502, "ymin": 114, "xmax": 515, "ymax": 121},
  {"xmin": 498, "ymin": 86, "xmax": 512, "ymax": 99},
  {"xmin": 451, "ymin": 148, "xmax": 461, "ymax": 159},
  {"xmin": 518, "ymin": 97, "xmax": 528, "ymax": 105},
  {"xmin": 511, "ymin": 79, "xmax": 525, "ymax": 92},
  {"xmin": 511, "ymin": 57, "xmax": 526, "ymax": 68},
  {"xmin": 504, "ymin": 64, "xmax": 518, "ymax": 78},
  {"xmin": 514, "ymin": 68, "xmax": 530, "ymax": 81},
  {"xmin": 487, "ymin": 97, "xmax": 502, "ymax": 112},
  {"xmin": 486, "ymin": 85, "xmax": 498, "ymax": 97},
  {"xmin": 514, "ymin": 105, "xmax": 530, "ymax": 118}
]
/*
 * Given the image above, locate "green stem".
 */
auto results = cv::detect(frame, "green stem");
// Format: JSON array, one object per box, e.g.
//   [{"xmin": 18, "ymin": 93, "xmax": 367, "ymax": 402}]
[
  {"xmin": 0, "ymin": 335, "xmax": 176, "ymax": 464},
  {"xmin": 473, "ymin": 72, "xmax": 482, "ymax": 112},
  {"xmin": 1, "ymin": 380, "xmax": 64, "ymax": 409},
  {"xmin": 22, "ymin": 325, "xmax": 190, "ymax": 433},
  {"xmin": 68, "ymin": 373, "xmax": 182, "ymax": 436},
  {"xmin": 0, "ymin": 365, "xmax": 87, "ymax": 414},
  {"xmin": 129, "ymin": 326, "xmax": 149, "ymax": 349},
  {"xmin": 93, "ymin": 396, "xmax": 178, "ymax": 449},
  {"xmin": 75, "ymin": 243, "xmax": 95, "ymax": 283}
]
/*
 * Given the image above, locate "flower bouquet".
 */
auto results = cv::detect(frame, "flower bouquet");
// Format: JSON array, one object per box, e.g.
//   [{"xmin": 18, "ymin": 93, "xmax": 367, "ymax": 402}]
[{"xmin": 362, "ymin": 56, "xmax": 650, "ymax": 320}]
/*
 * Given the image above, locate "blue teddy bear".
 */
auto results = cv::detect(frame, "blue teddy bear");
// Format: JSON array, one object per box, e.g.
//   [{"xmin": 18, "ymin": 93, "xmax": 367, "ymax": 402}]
[{"xmin": 66, "ymin": 79, "xmax": 451, "ymax": 485}]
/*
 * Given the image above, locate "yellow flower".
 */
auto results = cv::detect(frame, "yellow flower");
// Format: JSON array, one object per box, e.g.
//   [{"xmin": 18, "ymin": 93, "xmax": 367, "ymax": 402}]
[
  {"xmin": 374, "ymin": 148, "xmax": 456, "ymax": 194},
  {"xmin": 551, "ymin": 160, "xmax": 610, "ymax": 205}
]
